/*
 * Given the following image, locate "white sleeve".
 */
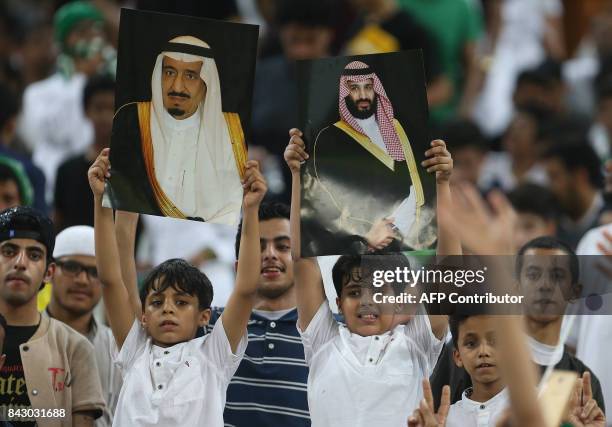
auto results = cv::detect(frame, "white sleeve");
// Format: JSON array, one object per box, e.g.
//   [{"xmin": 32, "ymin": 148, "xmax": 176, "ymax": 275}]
[
  {"xmin": 298, "ymin": 301, "xmax": 340, "ymax": 364},
  {"xmin": 403, "ymin": 313, "xmax": 444, "ymax": 374},
  {"xmin": 201, "ymin": 314, "xmax": 247, "ymax": 382},
  {"xmin": 390, "ymin": 186, "xmax": 416, "ymax": 238},
  {"xmin": 114, "ymin": 319, "xmax": 148, "ymax": 377}
]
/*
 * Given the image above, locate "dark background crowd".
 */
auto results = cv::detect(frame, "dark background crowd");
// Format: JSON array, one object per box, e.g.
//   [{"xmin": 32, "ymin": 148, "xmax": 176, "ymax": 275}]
[
  {"xmin": 1, "ymin": 1, "xmax": 612, "ymax": 426},
  {"xmin": 0, "ymin": 0, "xmax": 611, "ymax": 302}
]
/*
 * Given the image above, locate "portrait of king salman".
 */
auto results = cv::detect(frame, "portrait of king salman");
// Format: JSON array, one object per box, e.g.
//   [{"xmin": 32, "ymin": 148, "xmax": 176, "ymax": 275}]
[
  {"xmin": 300, "ymin": 53, "xmax": 436, "ymax": 257},
  {"xmin": 105, "ymin": 10, "xmax": 257, "ymax": 225}
]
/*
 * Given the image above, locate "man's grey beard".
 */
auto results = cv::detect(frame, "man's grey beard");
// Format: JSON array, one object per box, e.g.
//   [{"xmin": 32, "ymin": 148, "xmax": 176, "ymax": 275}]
[
  {"xmin": 345, "ymin": 95, "xmax": 377, "ymax": 120},
  {"xmin": 167, "ymin": 107, "xmax": 186, "ymax": 117}
]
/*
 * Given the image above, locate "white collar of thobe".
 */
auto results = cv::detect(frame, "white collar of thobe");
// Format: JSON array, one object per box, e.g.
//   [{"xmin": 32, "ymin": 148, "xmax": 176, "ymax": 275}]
[
  {"xmin": 461, "ymin": 387, "xmax": 508, "ymax": 410},
  {"xmin": 161, "ymin": 105, "xmax": 201, "ymax": 131},
  {"xmin": 356, "ymin": 115, "xmax": 378, "ymax": 128}
]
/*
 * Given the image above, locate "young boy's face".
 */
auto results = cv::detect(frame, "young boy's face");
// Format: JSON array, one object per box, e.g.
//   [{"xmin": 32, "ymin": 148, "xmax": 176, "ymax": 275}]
[
  {"xmin": 519, "ymin": 248, "xmax": 575, "ymax": 325},
  {"xmin": 453, "ymin": 316, "xmax": 501, "ymax": 387},
  {"xmin": 336, "ymin": 267, "xmax": 398, "ymax": 337},
  {"xmin": 142, "ymin": 284, "xmax": 210, "ymax": 347}
]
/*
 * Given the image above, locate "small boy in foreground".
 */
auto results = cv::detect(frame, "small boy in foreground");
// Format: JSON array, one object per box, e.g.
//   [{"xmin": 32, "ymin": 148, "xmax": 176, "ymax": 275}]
[
  {"xmin": 284, "ymin": 130, "xmax": 459, "ymax": 426},
  {"xmin": 447, "ymin": 314, "xmax": 506, "ymax": 427},
  {"xmin": 89, "ymin": 148, "xmax": 267, "ymax": 426}
]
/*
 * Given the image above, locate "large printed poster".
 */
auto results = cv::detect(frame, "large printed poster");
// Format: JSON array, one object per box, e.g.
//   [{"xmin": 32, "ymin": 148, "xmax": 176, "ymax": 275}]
[
  {"xmin": 105, "ymin": 9, "xmax": 258, "ymax": 225},
  {"xmin": 298, "ymin": 51, "xmax": 436, "ymax": 256}
]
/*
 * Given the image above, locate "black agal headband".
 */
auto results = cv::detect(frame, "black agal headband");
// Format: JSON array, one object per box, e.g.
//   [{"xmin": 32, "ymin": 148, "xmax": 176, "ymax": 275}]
[
  {"xmin": 341, "ymin": 67, "xmax": 373, "ymax": 77},
  {"xmin": 161, "ymin": 42, "xmax": 214, "ymax": 59}
]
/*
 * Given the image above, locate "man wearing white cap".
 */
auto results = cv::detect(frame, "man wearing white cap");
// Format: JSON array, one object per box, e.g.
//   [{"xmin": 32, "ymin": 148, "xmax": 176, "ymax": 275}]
[
  {"xmin": 46, "ymin": 225, "xmax": 121, "ymax": 427},
  {"xmin": 109, "ymin": 35, "xmax": 247, "ymax": 225}
]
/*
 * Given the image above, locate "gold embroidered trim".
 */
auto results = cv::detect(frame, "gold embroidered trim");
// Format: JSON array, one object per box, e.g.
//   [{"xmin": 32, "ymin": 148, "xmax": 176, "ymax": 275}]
[
  {"xmin": 136, "ymin": 102, "xmax": 187, "ymax": 218},
  {"xmin": 317, "ymin": 119, "xmax": 426, "ymax": 235},
  {"xmin": 334, "ymin": 120, "xmax": 395, "ymax": 170},
  {"xmin": 393, "ymin": 119, "xmax": 425, "ymax": 227},
  {"xmin": 223, "ymin": 112, "xmax": 247, "ymax": 180}
]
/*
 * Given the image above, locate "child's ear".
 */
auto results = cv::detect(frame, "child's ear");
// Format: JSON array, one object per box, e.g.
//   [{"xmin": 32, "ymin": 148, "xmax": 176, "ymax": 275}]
[
  {"xmin": 452, "ymin": 348, "xmax": 464, "ymax": 368},
  {"xmin": 198, "ymin": 308, "xmax": 212, "ymax": 327},
  {"xmin": 141, "ymin": 313, "xmax": 147, "ymax": 327},
  {"xmin": 335, "ymin": 297, "xmax": 342, "ymax": 314}
]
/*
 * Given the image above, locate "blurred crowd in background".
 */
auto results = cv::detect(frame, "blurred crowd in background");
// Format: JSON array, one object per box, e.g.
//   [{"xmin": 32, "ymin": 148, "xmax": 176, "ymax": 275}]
[{"xmin": 0, "ymin": 0, "xmax": 611, "ymax": 304}]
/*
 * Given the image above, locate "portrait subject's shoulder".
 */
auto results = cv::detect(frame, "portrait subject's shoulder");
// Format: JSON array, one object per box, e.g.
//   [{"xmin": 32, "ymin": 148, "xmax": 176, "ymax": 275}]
[
  {"xmin": 113, "ymin": 101, "xmax": 141, "ymax": 120},
  {"xmin": 392, "ymin": 117, "xmax": 410, "ymax": 142},
  {"xmin": 314, "ymin": 123, "xmax": 342, "ymax": 145},
  {"xmin": 111, "ymin": 102, "xmax": 150, "ymax": 148}
]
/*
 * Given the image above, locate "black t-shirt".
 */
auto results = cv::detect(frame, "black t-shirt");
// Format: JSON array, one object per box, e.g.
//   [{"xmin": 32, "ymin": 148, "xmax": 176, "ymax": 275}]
[
  {"xmin": 54, "ymin": 154, "xmax": 94, "ymax": 231},
  {"xmin": 0, "ymin": 324, "xmax": 38, "ymax": 426}
]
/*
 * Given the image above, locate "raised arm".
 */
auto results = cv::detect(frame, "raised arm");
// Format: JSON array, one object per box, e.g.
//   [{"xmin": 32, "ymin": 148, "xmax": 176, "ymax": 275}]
[
  {"xmin": 421, "ymin": 139, "xmax": 459, "ymax": 338},
  {"xmin": 221, "ymin": 160, "xmax": 266, "ymax": 353},
  {"xmin": 285, "ymin": 128, "xmax": 326, "ymax": 331},
  {"xmin": 89, "ymin": 148, "xmax": 135, "ymax": 348},
  {"xmin": 422, "ymin": 139, "xmax": 461, "ymax": 257},
  {"xmin": 114, "ymin": 210, "xmax": 142, "ymax": 319}
]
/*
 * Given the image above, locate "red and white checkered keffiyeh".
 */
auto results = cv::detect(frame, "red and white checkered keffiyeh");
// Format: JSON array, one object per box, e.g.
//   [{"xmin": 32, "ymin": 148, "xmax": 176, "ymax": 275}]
[{"xmin": 339, "ymin": 60, "xmax": 404, "ymax": 161}]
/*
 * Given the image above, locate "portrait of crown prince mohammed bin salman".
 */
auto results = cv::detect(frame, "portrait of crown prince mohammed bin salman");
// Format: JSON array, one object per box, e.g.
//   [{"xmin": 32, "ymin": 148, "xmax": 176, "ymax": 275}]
[
  {"xmin": 299, "ymin": 52, "xmax": 436, "ymax": 257},
  {"xmin": 105, "ymin": 10, "xmax": 258, "ymax": 225}
]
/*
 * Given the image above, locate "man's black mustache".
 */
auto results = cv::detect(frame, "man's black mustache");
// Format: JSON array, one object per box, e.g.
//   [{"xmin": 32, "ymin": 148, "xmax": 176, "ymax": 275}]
[
  {"xmin": 356, "ymin": 98, "xmax": 372, "ymax": 105},
  {"xmin": 168, "ymin": 91, "xmax": 190, "ymax": 99}
]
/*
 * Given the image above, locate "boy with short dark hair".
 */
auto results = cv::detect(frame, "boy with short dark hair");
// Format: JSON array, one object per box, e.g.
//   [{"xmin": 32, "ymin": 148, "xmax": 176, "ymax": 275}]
[
  {"xmin": 446, "ymin": 313, "xmax": 506, "ymax": 427},
  {"xmin": 436, "ymin": 235, "xmax": 607, "ymax": 424},
  {"xmin": 517, "ymin": 236, "xmax": 605, "ymax": 415},
  {"xmin": 284, "ymin": 130, "xmax": 458, "ymax": 426},
  {"xmin": 89, "ymin": 148, "xmax": 267, "ymax": 426}
]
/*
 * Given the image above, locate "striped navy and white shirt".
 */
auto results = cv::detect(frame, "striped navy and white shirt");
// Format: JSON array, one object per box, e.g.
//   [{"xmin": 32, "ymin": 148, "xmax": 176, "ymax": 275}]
[{"xmin": 204, "ymin": 307, "xmax": 310, "ymax": 427}]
